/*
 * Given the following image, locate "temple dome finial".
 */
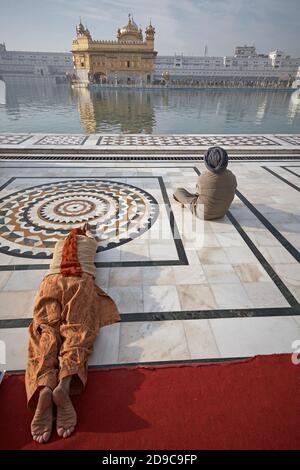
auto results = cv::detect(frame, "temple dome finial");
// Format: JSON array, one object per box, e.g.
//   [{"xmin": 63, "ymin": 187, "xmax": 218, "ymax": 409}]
[{"xmin": 117, "ymin": 14, "xmax": 142, "ymax": 41}]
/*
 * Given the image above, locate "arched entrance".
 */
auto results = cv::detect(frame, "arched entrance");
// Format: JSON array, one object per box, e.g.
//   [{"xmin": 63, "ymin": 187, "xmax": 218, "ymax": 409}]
[{"xmin": 93, "ymin": 72, "xmax": 107, "ymax": 84}]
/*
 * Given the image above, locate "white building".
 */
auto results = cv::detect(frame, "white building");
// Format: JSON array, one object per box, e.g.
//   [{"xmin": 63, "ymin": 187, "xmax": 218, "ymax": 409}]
[
  {"xmin": 1, "ymin": 43, "xmax": 299, "ymax": 88},
  {"xmin": 0, "ymin": 43, "xmax": 73, "ymax": 80},
  {"xmin": 154, "ymin": 46, "xmax": 300, "ymax": 87}
]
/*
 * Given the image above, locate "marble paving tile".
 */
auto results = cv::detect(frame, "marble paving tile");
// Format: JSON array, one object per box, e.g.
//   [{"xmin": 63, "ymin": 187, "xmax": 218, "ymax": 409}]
[
  {"xmin": 210, "ymin": 316, "xmax": 300, "ymax": 357},
  {"xmin": 173, "ymin": 265, "xmax": 206, "ymax": 285},
  {"xmin": 0, "ymin": 327, "xmax": 28, "ymax": 371},
  {"xmin": 142, "ymin": 267, "xmax": 175, "ymax": 285},
  {"xmin": 120, "ymin": 244, "xmax": 150, "ymax": 262},
  {"xmin": 96, "ymin": 248, "xmax": 121, "ymax": 262},
  {"xmin": 223, "ymin": 246, "xmax": 258, "ymax": 264},
  {"xmin": 0, "ymin": 134, "xmax": 32, "ymax": 145},
  {"xmin": 202, "ymin": 264, "xmax": 241, "ymax": 284},
  {"xmin": 288, "ymin": 286, "xmax": 300, "ymax": 303},
  {"xmin": 281, "ymin": 233, "xmax": 300, "ymax": 250},
  {"xmin": 260, "ymin": 246, "xmax": 298, "ymax": 265},
  {"xmin": 276, "ymin": 223, "xmax": 300, "ymax": 234},
  {"xmin": 0, "ymin": 272, "xmax": 12, "ymax": 290},
  {"xmin": 118, "ymin": 320, "xmax": 190, "ymax": 363},
  {"xmin": 143, "ymin": 285, "xmax": 181, "ymax": 312},
  {"xmin": 243, "ymin": 282, "xmax": 289, "ymax": 308},
  {"xmin": 0, "ymin": 253, "xmax": 14, "ymax": 266},
  {"xmin": 265, "ymin": 212, "xmax": 299, "ymax": 225},
  {"xmin": 228, "ymin": 206, "xmax": 253, "ymax": 219},
  {"xmin": 233, "ymin": 263, "xmax": 270, "ymax": 283},
  {"xmin": 293, "ymin": 316, "xmax": 300, "ymax": 327},
  {"xmin": 148, "ymin": 243, "xmax": 177, "ymax": 260},
  {"xmin": 131, "ymin": 228, "xmax": 159, "ymax": 244},
  {"xmin": 273, "ymin": 264, "xmax": 300, "ymax": 286},
  {"xmin": 211, "ymin": 283, "xmax": 253, "ymax": 309},
  {"xmin": 237, "ymin": 218, "xmax": 265, "ymax": 231},
  {"xmin": 108, "ymin": 286, "xmax": 143, "ymax": 314},
  {"xmin": 262, "ymin": 203, "xmax": 296, "ymax": 214},
  {"xmin": 242, "ymin": 230, "xmax": 279, "ymax": 248},
  {"xmin": 200, "ymin": 232, "xmax": 221, "ymax": 247},
  {"xmin": 177, "ymin": 284, "xmax": 217, "ymax": 310},
  {"xmin": 145, "ymin": 219, "xmax": 171, "ymax": 243},
  {"xmin": 209, "ymin": 218, "xmax": 237, "ymax": 233},
  {"xmin": 95, "ymin": 268, "xmax": 110, "ymax": 291},
  {"xmin": 274, "ymin": 135, "xmax": 300, "ymax": 145},
  {"xmin": 182, "ymin": 319, "xmax": 220, "ymax": 359},
  {"xmin": 200, "ymin": 220, "xmax": 214, "ymax": 233},
  {"xmin": 0, "ymin": 291, "xmax": 36, "ymax": 319},
  {"xmin": 215, "ymin": 232, "xmax": 246, "ymax": 247},
  {"xmin": 182, "ymin": 232, "xmax": 206, "ymax": 250},
  {"xmin": 35, "ymin": 135, "xmax": 87, "ymax": 146},
  {"xmin": 197, "ymin": 247, "xmax": 230, "ymax": 265},
  {"xmin": 0, "ymin": 177, "xmax": 9, "ymax": 188},
  {"xmin": 3, "ymin": 270, "xmax": 46, "ymax": 291},
  {"xmin": 185, "ymin": 248, "xmax": 202, "ymax": 265},
  {"xmin": 3, "ymin": 257, "xmax": 50, "ymax": 266},
  {"xmin": 109, "ymin": 267, "xmax": 142, "ymax": 287},
  {"xmin": 89, "ymin": 323, "xmax": 120, "ymax": 366}
]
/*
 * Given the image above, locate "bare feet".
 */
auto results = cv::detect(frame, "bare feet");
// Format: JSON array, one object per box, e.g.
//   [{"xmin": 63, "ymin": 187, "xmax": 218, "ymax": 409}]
[
  {"xmin": 82, "ymin": 222, "xmax": 94, "ymax": 239},
  {"xmin": 53, "ymin": 385, "xmax": 77, "ymax": 438},
  {"xmin": 31, "ymin": 387, "xmax": 53, "ymax": 444}
]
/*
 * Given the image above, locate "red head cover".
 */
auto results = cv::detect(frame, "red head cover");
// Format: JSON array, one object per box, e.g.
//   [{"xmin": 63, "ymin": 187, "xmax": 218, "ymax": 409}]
[{"xmin": 60, "ymin": 227, "xmax": 86, "ymax": 277}]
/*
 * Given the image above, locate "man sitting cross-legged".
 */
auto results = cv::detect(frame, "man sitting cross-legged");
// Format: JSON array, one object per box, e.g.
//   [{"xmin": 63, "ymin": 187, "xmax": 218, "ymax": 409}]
[
  {"xmin": 173, "ymin": 146, "xmax": 237, "ymax": 220},
  {"xmin": 25, "ymin": 223, "xmax": 120, "ymax": 443}
]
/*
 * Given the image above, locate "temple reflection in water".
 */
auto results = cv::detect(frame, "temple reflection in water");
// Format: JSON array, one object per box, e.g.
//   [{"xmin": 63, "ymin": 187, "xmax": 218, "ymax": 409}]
[{"xmin": 72, "ymin": 87, "xmax": 155, "ymax": 133}]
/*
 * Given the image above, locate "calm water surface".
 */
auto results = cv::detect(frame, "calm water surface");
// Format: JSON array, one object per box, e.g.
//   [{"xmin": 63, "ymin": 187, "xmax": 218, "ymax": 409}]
[{"xmin": 0, "ymin": 78, "xmax": 299, "ymax": 134}]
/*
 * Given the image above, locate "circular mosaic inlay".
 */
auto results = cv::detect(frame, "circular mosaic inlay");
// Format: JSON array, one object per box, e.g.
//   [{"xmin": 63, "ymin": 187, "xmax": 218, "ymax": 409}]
[{"xmin": 0, "ymin": 179, "xmax": 159, "ymax": 259}]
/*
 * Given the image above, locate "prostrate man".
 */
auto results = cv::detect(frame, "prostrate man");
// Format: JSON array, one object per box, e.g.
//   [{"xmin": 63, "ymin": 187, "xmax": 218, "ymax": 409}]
[{"xmin": 26, "ymin": 223, "xmax": 120, "ymax": 443}]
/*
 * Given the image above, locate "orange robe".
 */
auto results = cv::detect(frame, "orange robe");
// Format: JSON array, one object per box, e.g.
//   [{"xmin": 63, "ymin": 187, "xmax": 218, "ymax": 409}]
[{"xmin": 25, "ymin": 229, "xmax": 120, "ymax": 408}]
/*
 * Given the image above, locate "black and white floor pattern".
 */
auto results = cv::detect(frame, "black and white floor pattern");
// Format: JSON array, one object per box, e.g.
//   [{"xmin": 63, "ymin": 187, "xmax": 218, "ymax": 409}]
[{"xmin": 0, "ymin": 159, "xmax": 299, "ymax": 371}]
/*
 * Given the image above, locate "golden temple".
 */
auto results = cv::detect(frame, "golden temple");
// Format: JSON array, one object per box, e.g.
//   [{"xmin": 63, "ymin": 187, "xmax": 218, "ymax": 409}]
[{"xmin": 71, "ymin": 14, "xmax": 157, "ymax": 85}]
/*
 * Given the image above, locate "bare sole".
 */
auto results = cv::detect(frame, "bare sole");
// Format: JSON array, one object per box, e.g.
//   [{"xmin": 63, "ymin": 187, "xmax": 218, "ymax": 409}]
[
  {"xmin": 31, "ymin": 387, "xmax": 53, "ymax": 444},
  {"xmin": 53, "ymin": 386, "xmax": 77, "ymax": 439}
]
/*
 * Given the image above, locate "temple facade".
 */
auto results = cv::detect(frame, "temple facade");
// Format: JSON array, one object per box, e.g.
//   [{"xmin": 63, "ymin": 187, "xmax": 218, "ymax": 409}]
[{"xmin": 71, "ymin": 15, "xmax": 157, "ymax": 85}]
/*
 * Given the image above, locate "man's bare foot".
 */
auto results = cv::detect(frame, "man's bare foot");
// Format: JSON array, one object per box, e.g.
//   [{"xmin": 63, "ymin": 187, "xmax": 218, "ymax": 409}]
[
  {"xmin": 31, "ymin": 386, "xmax": 53, "ymax": 444},
  {"xmin": 53, "ymin": 385, "xmax": 77, "ymax": 438},
  {"xmin": 82, "ymin": 222, "xmax": 94, "ymax": 239}
]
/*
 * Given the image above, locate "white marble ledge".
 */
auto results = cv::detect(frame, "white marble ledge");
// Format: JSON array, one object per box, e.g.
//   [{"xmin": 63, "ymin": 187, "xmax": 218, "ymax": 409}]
[{"xmin": 0, "ymin": 133, "xmax": 299, "ymax": 150}]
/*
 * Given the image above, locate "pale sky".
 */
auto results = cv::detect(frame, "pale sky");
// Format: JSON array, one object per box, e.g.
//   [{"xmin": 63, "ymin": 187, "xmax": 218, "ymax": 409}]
[{"xmin": 0, "ymin": 0, "xmax": 300, "ymax": 57}]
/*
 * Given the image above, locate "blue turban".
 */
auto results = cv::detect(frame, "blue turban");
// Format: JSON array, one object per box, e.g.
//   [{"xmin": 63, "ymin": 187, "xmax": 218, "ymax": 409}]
[{"xmin": 204, "ymin": 146, "xmax": 228, "ymax": 173}]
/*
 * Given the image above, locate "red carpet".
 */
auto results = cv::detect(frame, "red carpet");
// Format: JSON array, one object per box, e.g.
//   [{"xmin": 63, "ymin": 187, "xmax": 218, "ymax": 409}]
[{"xmin": 0, "ymin": 354, "xmax": 299, "ymax": 450}]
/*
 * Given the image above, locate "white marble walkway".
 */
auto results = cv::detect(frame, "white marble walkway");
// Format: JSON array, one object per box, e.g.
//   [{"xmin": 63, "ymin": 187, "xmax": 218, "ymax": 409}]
[{"xmin": 0, "ymin": 159, "xmax": 299, "ymax": 370}]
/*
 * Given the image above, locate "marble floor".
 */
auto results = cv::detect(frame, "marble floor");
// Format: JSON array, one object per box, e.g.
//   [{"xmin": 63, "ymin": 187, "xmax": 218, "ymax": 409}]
[{"xmin": 0, "ymin": 158, "xmax": 299, "ymax": 371}]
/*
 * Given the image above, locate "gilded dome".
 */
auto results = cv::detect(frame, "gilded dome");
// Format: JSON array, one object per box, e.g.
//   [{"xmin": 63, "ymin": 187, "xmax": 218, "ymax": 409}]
[
  {"xmin": 145, "ymin": 20, "xmax": 155, "ymax": 38},
  {"xmin": 117, "ymin": 14, "xmax": 143, "ymax": 41},
  {"xmin": 76, "ymin": 21, "xmax": 85, "ymax": 35},
  {"xmin": 76, "ymin": 20, "xmax": 92, "ymax": 39}
]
